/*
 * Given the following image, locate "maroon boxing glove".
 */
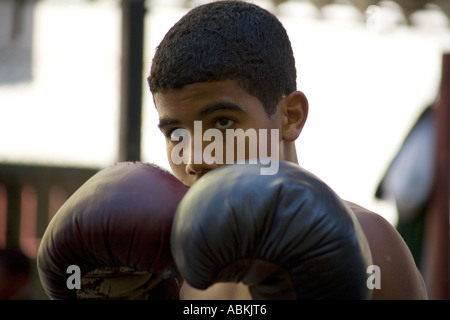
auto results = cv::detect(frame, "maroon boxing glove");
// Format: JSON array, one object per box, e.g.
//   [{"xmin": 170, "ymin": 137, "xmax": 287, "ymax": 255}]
[{"xmin": 37, "ymin": 162, "xmax": 188, "ymax": 299}]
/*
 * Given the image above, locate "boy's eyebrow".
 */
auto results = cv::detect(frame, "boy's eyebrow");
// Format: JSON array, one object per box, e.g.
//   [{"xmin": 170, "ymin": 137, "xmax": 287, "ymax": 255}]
[
  {"xmin": 158, "ymin": 118, "xmax": 180, "ymax": 130},
  {"xmin": 158, "ymin": 102, "xmax": 246, "ymax": 129}
]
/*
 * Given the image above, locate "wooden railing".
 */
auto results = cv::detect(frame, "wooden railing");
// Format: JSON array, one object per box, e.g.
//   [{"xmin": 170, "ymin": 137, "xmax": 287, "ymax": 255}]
[{"xmin": 0, "ymin": 163, "xmax": 99, "ymax": 298}]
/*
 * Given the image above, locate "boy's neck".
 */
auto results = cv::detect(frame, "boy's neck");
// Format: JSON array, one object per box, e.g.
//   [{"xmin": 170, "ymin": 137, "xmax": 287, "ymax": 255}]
[{"xmin": 281, "ymin": 141, "xmax": 299, "ymax": 164}]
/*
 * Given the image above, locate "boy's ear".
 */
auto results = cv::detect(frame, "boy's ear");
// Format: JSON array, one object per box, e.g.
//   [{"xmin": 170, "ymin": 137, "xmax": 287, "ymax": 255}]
[{"xmin": 279, "ymin": 91, "xmax": 308, "ymax": 141}]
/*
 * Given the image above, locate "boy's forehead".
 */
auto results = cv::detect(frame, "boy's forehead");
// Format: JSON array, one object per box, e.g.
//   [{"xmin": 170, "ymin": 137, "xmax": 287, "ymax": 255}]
[{"xmin": 154, "ymin": 80, "xmax": 257, "ymax": 110}]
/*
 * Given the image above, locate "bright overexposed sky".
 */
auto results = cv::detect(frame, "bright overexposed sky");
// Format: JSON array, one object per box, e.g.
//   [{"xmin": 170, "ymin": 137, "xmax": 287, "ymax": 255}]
[{"xmin": 1, "ymin": 0, "xmax": 449, "ymax": 225}]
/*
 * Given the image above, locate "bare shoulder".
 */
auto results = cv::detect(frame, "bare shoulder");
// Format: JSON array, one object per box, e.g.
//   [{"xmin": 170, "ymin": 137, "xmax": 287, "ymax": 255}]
[{"xmin": 345, "ymin": 200, "xmax": 428, "ymax": 300}]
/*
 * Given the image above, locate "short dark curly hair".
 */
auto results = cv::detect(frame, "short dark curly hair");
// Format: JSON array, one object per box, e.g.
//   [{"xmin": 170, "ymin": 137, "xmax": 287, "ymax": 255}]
[{"xmin": 148, "ymin": 0, "xmax": 297, "ymax": 115}]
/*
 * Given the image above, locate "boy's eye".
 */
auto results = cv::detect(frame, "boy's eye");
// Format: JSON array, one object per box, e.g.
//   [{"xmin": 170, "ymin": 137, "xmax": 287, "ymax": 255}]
[
  {"xmin": 167, "ymin": 128, "xmax": 187, "ymax": 141},
  {"xmin": 214, "ymin": 118, "xmax": 235, "ymax": 130}
]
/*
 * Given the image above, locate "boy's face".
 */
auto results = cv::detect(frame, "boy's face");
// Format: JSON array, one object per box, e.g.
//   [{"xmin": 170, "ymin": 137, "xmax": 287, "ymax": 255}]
[{"xmin": 154, "ymin": 80, "xmax": 284, "ymax": 187}]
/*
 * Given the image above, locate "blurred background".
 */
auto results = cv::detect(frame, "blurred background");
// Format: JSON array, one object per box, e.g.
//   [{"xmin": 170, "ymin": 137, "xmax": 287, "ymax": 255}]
[{"xmin": 0, "ymin": 0, "xmax": 449, "ymax": 299}]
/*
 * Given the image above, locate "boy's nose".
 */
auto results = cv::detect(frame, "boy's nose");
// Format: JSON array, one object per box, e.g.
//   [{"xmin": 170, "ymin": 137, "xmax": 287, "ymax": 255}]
[{"xmin": 184, "ymin": 141, "xmax": 220, "ymax": 176}]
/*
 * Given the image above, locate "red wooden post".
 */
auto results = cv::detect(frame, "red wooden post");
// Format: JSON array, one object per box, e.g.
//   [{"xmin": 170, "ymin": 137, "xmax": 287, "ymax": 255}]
[{"xmin": 422, "ymin": 53, "xmax": 450, "ymax": 299}]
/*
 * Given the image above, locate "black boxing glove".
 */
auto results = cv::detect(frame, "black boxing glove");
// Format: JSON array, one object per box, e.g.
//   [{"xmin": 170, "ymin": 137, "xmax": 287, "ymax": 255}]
[
  {"xmin": 37, "ymin": 162, "xmax": 188, "ymax": 299},
  {"xmin": 171, "ymin": 161, "xmax": 373, "ymax": 299}
]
